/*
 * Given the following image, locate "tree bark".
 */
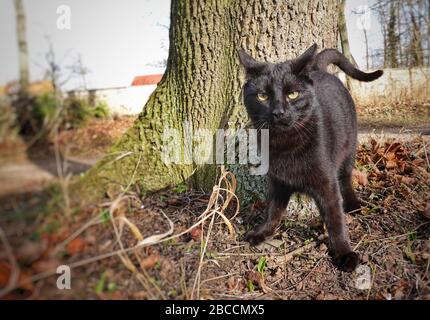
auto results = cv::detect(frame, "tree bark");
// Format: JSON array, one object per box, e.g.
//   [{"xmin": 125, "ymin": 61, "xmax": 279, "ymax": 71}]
[
  {"xmin": 407, "ymin": 0, "xmax": 424, "ymax": 67},
  {"xmin": 427, "ymin": 0, "xmax": 430, "ymax": 66},
  {"xmin": 338, "ymin": 0, "xmax": 357, "ymax": 66},
  {"xmin": 14, "ymin": 0, "xmax": 29, "ymax": 95},
  {"xmin": 387, "ymin": 2, "xmax": 399, "ymax": 68},
  {"xmin": 77, "ymin": 0, "xmax": 339, "ymax": 204}
]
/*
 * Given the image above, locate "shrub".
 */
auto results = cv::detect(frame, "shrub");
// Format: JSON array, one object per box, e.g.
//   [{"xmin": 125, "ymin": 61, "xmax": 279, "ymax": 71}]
[
  {"xmin": 90, "ymin": 101, "xmax": 110, "ymax": 119},
  {"xmin": 63, "ymin": 97, "xmax": 92, "ymax": 129},
  {"xmin": 63, "ymin": 98, "xmax": 110, "ymax": 128},
  {"xmin": 32, "ymin": 92, "xmax": 59, "ymax": 129},
  {"xmin": 10, "ymin": 91, "xmax": 112, "ymax": 141}
]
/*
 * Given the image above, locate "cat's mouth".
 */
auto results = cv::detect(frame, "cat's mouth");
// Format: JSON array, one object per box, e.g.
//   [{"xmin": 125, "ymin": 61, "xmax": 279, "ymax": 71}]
[{"xmin": 272, "ymin": 118, "xmax": 291, "ymax": 128}]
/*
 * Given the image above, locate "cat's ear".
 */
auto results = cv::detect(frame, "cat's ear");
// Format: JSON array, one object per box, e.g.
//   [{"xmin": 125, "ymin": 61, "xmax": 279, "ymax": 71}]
[
  {"xmin": 291, "ymin": 43, "xmax": 318, "ymax": 74},
  {"xmin": 237, "ymin": 49, "xmax": 266, "ymax": 77}
]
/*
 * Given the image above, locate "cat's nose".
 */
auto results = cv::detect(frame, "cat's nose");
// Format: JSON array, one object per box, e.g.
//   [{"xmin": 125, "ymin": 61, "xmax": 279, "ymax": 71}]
[{"xmin": 272, "ymin": 108, "xmax": 285, "ymax": 118}]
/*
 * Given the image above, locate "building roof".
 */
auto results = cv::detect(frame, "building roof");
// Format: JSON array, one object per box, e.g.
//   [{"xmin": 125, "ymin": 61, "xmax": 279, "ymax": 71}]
[{"xmin": 131, "ymin": 74, "xmax": 163, "ymax": 86}]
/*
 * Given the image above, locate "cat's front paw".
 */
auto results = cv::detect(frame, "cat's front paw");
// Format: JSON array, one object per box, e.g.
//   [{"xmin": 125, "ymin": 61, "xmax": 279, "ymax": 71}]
[
  {"xmin": 244, "ymin": 230, "xmax": 266, "ymax": 246},
  {"xmin": 333, "ymin": 251, "xmax": 360, "ymax": 272},
  {"xmin": 343, "ymin": 199, "xmax": 362, "ymax": 214}
]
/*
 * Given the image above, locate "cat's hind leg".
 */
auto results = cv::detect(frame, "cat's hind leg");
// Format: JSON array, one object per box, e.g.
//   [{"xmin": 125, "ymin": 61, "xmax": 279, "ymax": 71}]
[
  {"xmin": 338, "ymin": 157, "xmax": 361, "ymax": 214},
  {"xmin": 313, "ymin": 179, "xmax": 359, "ymax": 272}
]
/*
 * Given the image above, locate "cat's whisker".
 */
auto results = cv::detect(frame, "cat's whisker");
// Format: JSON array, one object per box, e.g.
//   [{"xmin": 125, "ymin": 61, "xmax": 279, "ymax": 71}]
[
  {"xmin": 295, "ymin": 121, "xmax": 311, "ymax": 144},
  {"xmin": 254, "ymin": 119, "xmax": 269, "ymax": 133},
  {"xmin": 297, "ymin": 121, "xmax": 313, "ymax": 137},
  {"xmin": 292, "ymin": 122, "xmax": 306, "ymax": 144},
  {"xmin": 295, "ymin": 121, "xmax": 312, "ymax": 141}
]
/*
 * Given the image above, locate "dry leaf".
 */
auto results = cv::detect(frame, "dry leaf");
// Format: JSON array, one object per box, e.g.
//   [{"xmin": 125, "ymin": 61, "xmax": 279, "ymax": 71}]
[
  {"xmin": 0, "ymin": 262, "xmax": 11, "ymax": 287},
  {"xmin": 190, "ymin": 227, "xmax": 202, "ymax": 241},
  {"xmin": 227, "ymin": 277, "xmax": 238, "ymax": 291},
  {"xmin": 97, "ymin": 292, "xmax": 125, "ymax": 300},
  {"xmin": 352, "ymin": 169, "xmax": 368, "ymax": 186},
  {"xmin": 167, "ymin": 198, "xmax": 181, "ymax": 206},
  {"xmin": 400, "ymin": 176, "xmax": 416, "ymax": 185},
  {"xmin": 67, "ymin": 238, "xmax": 86, "ymax": 255},
  {"xmin": 31, "ymin": 259, "xmax": 60, "ymax": 273},
  {"xmin": 16, "ymin": 240, "xmax": 47, "ymax": 265},
  {"xmin": 386, "ymin": 159, "xmax": 398, "ymax": 169},
  {"xmin": 421, "ymin": 204, "xmax": 430, "ymax": 220},
  {"xmin": 139, "ymin": 253, "xmax": 160, "ymax": 270},
  {"xmin": 18, "ymin": 271, "xmax": 34, "ymax": 292}
]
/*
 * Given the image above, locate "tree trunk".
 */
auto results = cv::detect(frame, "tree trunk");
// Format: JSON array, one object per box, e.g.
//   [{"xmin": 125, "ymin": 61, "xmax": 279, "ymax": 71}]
[
  {"xmin": 363, "ymin": 28, "xmax": 370, "ymax": 70},
  {"xmin": 407, "ymin": 0, "xmax": 424, "ymax": 67},
  {"xmin": 427, "ymin": 0, "xmax": 430, "ymax": 66},
  {"xmin": 338, "ymin": 0, "xmax": 357, "ymax": 66},
  {"xmin": 14, "ymin": 0, "xmax": 29, "ymax": 95},
  {"xmin": 387, "ymin": 2, "xmax": 399, "ymax": 68},
  {"xmin": 396, "ymin": 2, "xmax": 404, "ymax": 67},
  {"xmin": 77, "ymin": 0, "xmax": 339, "ymax": 204}
]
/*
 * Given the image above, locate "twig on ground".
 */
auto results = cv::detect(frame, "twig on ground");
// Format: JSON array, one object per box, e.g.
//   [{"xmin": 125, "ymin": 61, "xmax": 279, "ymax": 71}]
[
  {"xmin": 422, "ymin": 138, "xmax": 430, "ymax": 169},
  {"xmin": 366, "ymin": 262, "xmax": 376, "ymax": 300},
  {"xmin": 276, "ymin": 241, "xmax": 316, "ymax": 265}
]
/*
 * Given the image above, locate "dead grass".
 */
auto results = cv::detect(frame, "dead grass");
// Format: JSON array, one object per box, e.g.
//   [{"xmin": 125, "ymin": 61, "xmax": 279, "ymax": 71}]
[{"xmin": 355, "ymin": 84, "xmax": 430, "ymax": 131}]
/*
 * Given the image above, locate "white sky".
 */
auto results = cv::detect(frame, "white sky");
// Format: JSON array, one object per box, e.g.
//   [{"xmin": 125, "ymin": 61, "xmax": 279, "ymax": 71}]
[{"xmin": 0, "ymin": 0, "xmax": 381, "ymax": 90}]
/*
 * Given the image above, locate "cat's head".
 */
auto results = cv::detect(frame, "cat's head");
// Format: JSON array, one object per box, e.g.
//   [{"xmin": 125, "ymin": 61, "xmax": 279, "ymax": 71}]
[{"xmin": 238, "ymin": 44, "xmax": 317, "ymax": 131}]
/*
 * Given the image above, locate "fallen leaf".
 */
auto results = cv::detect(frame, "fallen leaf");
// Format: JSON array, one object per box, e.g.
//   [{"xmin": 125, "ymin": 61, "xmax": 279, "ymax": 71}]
[
  {"xmin": 16, "ymin": 240, "xmax": 48, "ymax": 265},
  {"xmin": 352, "ymin": 169, "xmax": 368, "ymax": 186},
  {"xmin": 97, "ymin": 292, "xmax": 125, "ymax": 300},
  {"xmin": 31, "ymin": 259, "xmax": 60, "ymax": 273},
  {"xmin": 316, "ymin": 292, "xmax": 339, "ymax": 300},
  {"xmin": 132, "ymin": 291, "xmax": 147, "ymax": 299},
  {"xmin": 167, "ymin": 198, "xmax": 181, "ymax": 206},
  {"xmin": 256, "ymin": 239, "xmax": 284, "ymax": 251},
  {"xmin": 0, "ymin": 262, "xmax": 11, "ymax": 287},
  {"xmin": 386, "ymin": 159, "xmax": 397, "ymax": 169},
  {"xmin": 18, "ymin": 271, "xmax": 34, "ymax": 292},
  {"xmin": 420, "ymin": 203, "xmax": 430, "ymax": 220},
  {"xmin": 385, "ymin": 152, "xmax": 396, "ymax": 161},
  {"xmin": 139, "ymin": 253, "xmax": 160, "ymax": 270},
  {"xmin": 0, "ymin": 262, "xmax": 34, "ymax": 293},
  {"xmin": 400, "ymin": 176, "xmax": 416, "ymax": 185},
  {"xmin": 383, "ymin": 194, "xmax": 394, "ymax": 207},
  {"xmin": 245, "ymin": 270, "xmax": 269, "ymax": 293},
  {"xmin": 41, "ymin": 233, "xmax": 64, "ymax": 246},
  {"xmin": 67, "ymin": 238, "xmax": 86, "ymax": 255},
  {"xmin": 227, "ymin": 277, "xmax": 238, "ymax": 291},
  {"xmin": 190, "ymin": 227, "xmax": 202, "ymax": 241}
]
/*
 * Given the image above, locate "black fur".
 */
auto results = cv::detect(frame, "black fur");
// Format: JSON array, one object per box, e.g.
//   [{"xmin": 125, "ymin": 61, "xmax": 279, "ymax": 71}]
[
  {"xmin": 311, "ymin": 48, "xmax": 383, "ymax": 81},
  {"xmin": 238, "ymin": 44, "xmax": 383, "ymax": 272}
]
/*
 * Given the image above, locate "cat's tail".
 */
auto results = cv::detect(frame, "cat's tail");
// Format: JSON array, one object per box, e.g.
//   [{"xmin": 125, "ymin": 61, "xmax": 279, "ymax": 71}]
[{"xmin": 312, "ymin": 49, "xmax": 383, "ymax": 82}]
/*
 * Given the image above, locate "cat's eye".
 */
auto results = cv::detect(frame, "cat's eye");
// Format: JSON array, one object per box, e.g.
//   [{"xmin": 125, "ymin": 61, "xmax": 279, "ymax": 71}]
[
  {"xmin": 287, "ymin": 91, "xmax": 299, "ymax": 100},
  {"xmin": 257, "ymin": 93, "xmax": 269, "ymax": 102}
]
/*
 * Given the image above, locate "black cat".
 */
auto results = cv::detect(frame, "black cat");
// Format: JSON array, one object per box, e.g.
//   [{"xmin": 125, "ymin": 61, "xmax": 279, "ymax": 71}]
[{"xmin": 238, "ymin": 44, "xmax": 383, "ymax": 272}]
